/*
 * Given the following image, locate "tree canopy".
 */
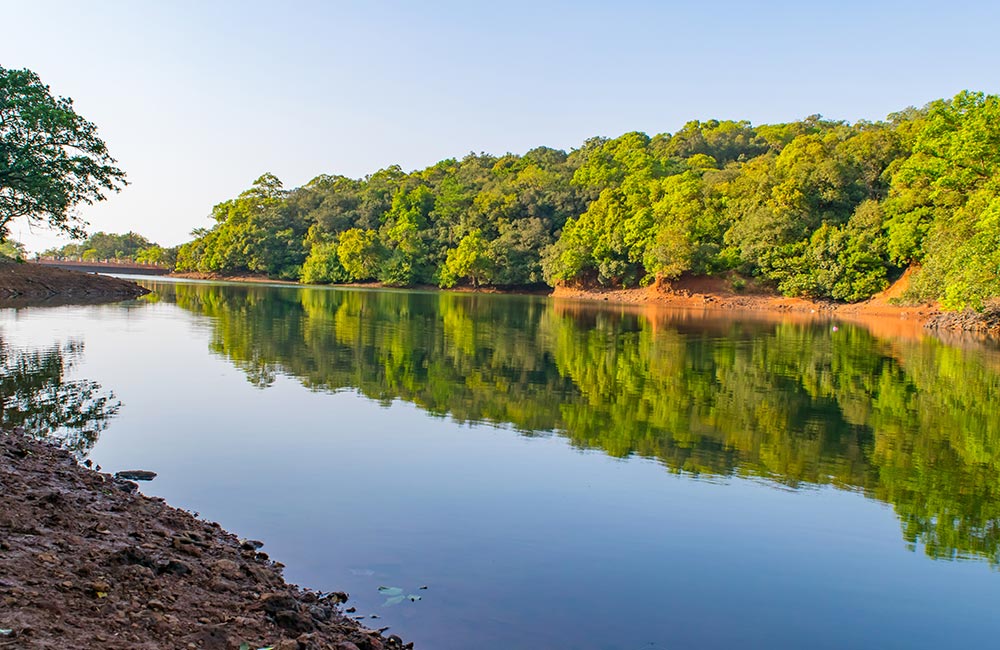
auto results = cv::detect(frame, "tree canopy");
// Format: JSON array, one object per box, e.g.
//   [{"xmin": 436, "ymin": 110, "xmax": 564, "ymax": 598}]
[
  {"xmin": 42, "ymin": 231, "xmax": 176, "ymax": 267},
  {"xmin": 174, "ymin": 91, "xmax": 1000, "ymax": 310},
  {"xmin": 0, "ymin": 66, "xmax": 126, "ymax": 240}
]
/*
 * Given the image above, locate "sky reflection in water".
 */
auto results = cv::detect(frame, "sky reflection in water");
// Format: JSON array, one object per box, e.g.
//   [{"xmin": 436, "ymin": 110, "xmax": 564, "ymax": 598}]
[{"xmin": 2, "ymin": 280, "xmax": 999, "ymax": 649}]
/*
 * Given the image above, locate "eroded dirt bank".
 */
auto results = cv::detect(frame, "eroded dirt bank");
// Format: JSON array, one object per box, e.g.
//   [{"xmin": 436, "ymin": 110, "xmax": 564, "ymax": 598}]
[
  {"xmin": 551, "ymin": 272, "xmax": 1000, "ymax": 338},
  {"xmin": 0, "ymin": 260, "xmax": 149, "ymax": 301},
  {"xmin": 0, "ymin": 431, "xmax": 407, "ymax": 650}
]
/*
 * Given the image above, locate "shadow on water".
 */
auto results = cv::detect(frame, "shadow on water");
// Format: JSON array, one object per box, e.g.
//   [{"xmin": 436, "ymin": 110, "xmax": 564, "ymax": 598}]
[{"xmin": 0, "ymin": 336, "xmax": 120, "ymax": 458}]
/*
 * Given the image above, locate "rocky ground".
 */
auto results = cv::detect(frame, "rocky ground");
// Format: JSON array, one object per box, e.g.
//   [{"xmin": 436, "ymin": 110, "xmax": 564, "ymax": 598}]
[
  {"xmin": 924, "ymin": 304, "xmax": 1000, "ymax": 337},
  {"xmin": 0, "ymin": 258, "xmax": 149, "ymax": 302},
  {"xmin": 0, "ymin": 431, "xmax": 408, "ymax": 650}
]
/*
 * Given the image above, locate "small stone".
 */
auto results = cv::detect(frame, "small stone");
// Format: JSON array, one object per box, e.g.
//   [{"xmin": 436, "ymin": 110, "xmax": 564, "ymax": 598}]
[
  {"xmin": 112, "ymin": 478, "xmax": 138, "ymax": 494},
  {"xmin": 260, "ymin": 592, "xmax": 296, "ymax": 614},
  {"xmin": 209, "ymin": 578, "xmax": 237, "ymax": 593},
  {"xmin": 157, "ymin": 559, "xmax": 192, "ymax": 576},
  {"xmin": 171, "ymin": 537, "xmax": 202, "ymax": 557},
  {"xmin": 275, "ymin": 609, "xmax": 313, "ymax": 633},
  {"xmin": 308, "ymin": 604, "xmax": 330, "ymax": 621},
  {"xmin": 114, "ymin": 470, "xmax": 157, "ymax": 481},
  {"xmin": 211, "ymin": 559, "xmax": 241, "ymax": 579}
]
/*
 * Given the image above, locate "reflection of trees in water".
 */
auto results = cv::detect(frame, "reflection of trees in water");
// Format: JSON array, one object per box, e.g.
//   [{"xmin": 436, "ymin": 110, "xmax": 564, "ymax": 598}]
[
  {"xmin": 161, "ymin": 281, "xmax": 1000, "ymax": 565},
  {"xmin": 0, "ymin": 337, "xmax": 120, "ymax": 457}
]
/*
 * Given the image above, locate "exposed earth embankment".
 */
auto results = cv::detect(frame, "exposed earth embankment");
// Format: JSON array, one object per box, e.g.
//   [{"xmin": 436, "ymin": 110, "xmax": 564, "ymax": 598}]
[
  {"xmin": 0, "ymin": 259, "xmax": 149, "ymax": 302},
  {"xmin": 552, "ymin": 271, "xmax": 999, "ymax": 339}
]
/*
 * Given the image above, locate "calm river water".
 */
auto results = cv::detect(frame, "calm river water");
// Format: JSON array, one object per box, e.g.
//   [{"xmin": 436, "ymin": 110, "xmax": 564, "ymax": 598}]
[{"xmin": 3, "ymin": 278, "xmax": 1000, "ymax": 649}]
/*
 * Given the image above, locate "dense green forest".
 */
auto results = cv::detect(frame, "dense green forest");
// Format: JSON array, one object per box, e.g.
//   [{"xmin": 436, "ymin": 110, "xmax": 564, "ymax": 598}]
[
  {"xmin": 170, "ymin": 91, "xmax": 999, "ymax": 310},
  {"xmin": 42, "ymin": 231, "xmax": 177, "ymax": 266},
  {"xmin": 154, "ymin": 282, "xmax": 1000, "ymax": 563}
]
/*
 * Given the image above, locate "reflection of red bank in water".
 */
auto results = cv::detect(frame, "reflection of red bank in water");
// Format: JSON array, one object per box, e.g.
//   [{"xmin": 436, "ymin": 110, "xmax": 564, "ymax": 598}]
[{"xmin": 551, "ymin": 267, "xmax": 949, "ymax": 340}]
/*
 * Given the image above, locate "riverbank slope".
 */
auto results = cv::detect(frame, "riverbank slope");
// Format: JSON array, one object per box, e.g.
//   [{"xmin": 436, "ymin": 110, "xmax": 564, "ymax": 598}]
[
  {"xmin": 0, "ymin": 431, "xmax": 405, "ymax": 650},
  {"xmin": 553, "ymin": 272, "xmax": 1000, "ymax": 338},
  {"xmin": 0, "ymin": 258, "xmax": 149, "ymax": 302}
]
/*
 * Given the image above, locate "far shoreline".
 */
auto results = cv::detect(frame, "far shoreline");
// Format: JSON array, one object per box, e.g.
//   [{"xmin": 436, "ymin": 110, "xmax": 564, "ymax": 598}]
[
  {"xmin": 169, "ymin": 268, "xmax": 940, "ymax": 320},
  {"xmin": 106, "ymin": 267, "xmax": 1000, "ymax": 340}
]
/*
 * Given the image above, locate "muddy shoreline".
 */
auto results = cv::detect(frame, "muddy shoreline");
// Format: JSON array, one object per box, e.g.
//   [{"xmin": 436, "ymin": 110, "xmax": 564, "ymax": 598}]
[
  {"xmin": 0, "ymin": 431, "xmax": 407, "ymax": 650},
  {"xmin": 0, "ymin": 260, "xmax": 149, "ymax": 302}
]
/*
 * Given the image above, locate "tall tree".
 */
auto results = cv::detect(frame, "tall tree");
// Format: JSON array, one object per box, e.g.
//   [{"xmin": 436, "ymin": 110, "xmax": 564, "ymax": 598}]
[{"xmin": 0, "ymin": 67, "xmax": 126, "ymax": 239}]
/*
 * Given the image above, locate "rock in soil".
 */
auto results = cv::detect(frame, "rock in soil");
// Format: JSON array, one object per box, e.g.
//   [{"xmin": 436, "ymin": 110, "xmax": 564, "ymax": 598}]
[{"xmin": 114, "ymin": 470, "xmax": 158, "ymax": 481}]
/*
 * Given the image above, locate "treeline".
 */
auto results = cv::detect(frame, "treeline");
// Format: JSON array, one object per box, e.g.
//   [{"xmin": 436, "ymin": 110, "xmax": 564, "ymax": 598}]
[
  {"xmin": 158, "ymin": 282, "xmax": 1000, "ymax": 563},
  {"xmin": 43, "ymin": 232, "xmax": 177, "ymax": 266},
  {"xmin": 175, "ymin": 91, "xmax": 1000, "ymax": 310}
]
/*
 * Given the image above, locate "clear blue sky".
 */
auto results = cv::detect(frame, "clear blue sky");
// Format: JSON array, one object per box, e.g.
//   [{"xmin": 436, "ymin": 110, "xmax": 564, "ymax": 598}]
[{"xmin": 4, "ymin": 0, "xmax": 999, "ymax": 252}]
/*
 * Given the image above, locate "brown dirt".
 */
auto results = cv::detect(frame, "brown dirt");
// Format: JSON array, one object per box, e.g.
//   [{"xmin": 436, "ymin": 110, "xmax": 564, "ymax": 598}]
[
  {"xmin": 0, "ymin": 259, "xmax": 149, "ymax": 302},
  {"xmin": 551, "ymin": 270, "xmax": 939, "ymax": 327},
  {"xmin": 0, "ymin": 430, "xmax": 408, "ymax": 650}
]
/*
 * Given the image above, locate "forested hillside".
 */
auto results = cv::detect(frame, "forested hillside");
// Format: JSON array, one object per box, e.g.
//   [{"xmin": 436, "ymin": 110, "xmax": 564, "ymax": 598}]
[{"xmin": 175, "ymin": 91, "xmax": 1000, "ymax": 310}]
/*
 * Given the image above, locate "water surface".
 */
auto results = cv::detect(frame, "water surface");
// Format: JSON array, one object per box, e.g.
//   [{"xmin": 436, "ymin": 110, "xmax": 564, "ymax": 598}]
[{"xmin": 2, "ymin": 279, "xmax": 1000, "ymax": 649}]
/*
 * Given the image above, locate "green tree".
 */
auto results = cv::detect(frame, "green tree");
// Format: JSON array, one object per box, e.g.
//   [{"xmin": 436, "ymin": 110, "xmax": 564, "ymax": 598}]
[
  {"xmin": 0, "ymin": 66, "xmax": 126, "ymax": 240},
  {"xmin": 0, "ymin": 238, "xmax": 26, "ymax": 260},
  {"xmin": 301, "ymin": 240, "xmax": 349, "ymax": 284},
  {"xmin": 440, "ymin": 229, "xmax": 492, "ymax": 288},
  {"xmin": 884, "ymin": 92, "xmax": 1000, "ymax": 309},
  {"xmin": 337, "ymin": 228, "xmax": 384, "ymax": 281}
]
